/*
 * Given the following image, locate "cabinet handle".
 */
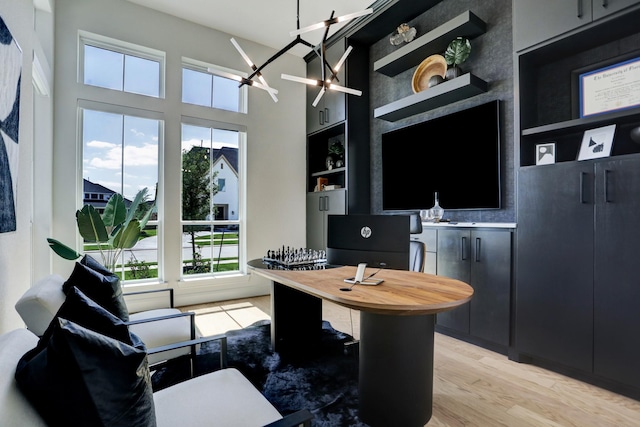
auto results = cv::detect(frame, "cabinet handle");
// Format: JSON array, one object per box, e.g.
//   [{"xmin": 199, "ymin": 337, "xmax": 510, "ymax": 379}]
[
  {"xmin": 319, "ymin": 110, "xmax": 324, "ymax": 125},
  {"xmin": 604, "ymin": 169, "xmax": 612, "ymax": 203},
  {"xmin": 318, "ymin": 196, "xmax": 324, "ymax": 211},
  {"xmin": 324, "ymin": 108, "xmax": 330, "ymax": 124},
  {"xmin": 475, "ymin": 238, "xmax": 481, "ymax": 262},
  {"xmin": 602, "ymin": 0, "xmax": 608, "ymax": 8},
  {"xmin": 579, "ymin": 172, "xmax": 587, "ymax": 204},
  {"xmin": 324, "ymin": 195, "xmax": 330, "ymax": 211},
  {"xmin": 461, "ymin": 236, "xmax": 468, "ymax": 261},
  {"xmin": 577, "ymin": 0, "xmax": 584, "ymax": 18}
]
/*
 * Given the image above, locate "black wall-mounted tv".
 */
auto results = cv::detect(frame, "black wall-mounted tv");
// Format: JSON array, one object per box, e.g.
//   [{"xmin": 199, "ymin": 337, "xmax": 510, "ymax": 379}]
[{"xmin": 382, "ymin": 100, "xmax": 502, "ymax": 211}]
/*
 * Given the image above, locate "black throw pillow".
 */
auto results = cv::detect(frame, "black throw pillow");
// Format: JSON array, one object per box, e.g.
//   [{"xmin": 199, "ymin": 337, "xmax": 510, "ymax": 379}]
[
  {"xmin": 30, "ymin": 286, "xmax": 133, "ymax": 357},
  {"xmin": 62, "ymin": 254, "xmax": 129, "ymax": 321},
  {"xmin": 15, "ymin": 318, "xmax": 156, "ymax": 427}
]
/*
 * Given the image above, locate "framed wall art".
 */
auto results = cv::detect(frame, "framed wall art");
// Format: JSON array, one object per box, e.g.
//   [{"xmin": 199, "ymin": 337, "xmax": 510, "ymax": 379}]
[
  {"xmin": 577, "ymin": 124, "xmax": 616, "ymax": 161},
  {"xmin": 0, "ymin": 16, "xmax": 22, "ymax": 233},
  {"xmin": 536, "ymin": 142, "xmax": 556, "ymax": 165}
]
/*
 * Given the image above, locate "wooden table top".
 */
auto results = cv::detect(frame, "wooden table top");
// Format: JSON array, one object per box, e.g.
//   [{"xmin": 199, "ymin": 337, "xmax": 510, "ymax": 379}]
[{"xmin": 249, "ymin": 262, "xmax": 473, "ymax": 316}]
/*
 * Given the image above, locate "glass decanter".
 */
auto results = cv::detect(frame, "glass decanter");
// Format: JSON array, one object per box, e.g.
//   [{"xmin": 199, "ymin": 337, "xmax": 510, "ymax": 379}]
[{"xmin": 431, "ymin": 192, "xmax": 444, "ymax": 222}]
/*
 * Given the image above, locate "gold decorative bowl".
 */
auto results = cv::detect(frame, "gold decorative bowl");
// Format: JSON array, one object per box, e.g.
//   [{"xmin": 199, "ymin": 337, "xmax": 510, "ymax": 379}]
[{"xmin": 411, "ymin": 54, "xmax": 447, "ymax": 93}]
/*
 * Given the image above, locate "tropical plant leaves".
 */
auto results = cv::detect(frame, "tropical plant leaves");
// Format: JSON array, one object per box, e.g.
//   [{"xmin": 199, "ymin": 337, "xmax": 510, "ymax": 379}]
[
  {"xmin": 102, "ymin": 193, "xmax": 126, "ymax": 230},
  {"xmin": 46, "ymin": 238, "xmax": 82, "ymax": 260},
  {"xmin": 48, "ymin": 187, "xmax": 156, "ymax": 272},
  {"xmin": 112, "ymin": 219, "xmax": 142, "ymax": 250},
  {"xmin": 76, "ymin": 205, "xmax": 109, "ymax": 242},
  {"xmin": 444, "ymin": 37, "xmax": 471, "ymax": 66}
]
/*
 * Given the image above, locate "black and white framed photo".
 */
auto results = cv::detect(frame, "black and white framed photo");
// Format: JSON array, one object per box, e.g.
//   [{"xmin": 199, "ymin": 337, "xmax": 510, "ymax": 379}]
[
  {"xmin": 536, "ymin": 142, "xmax": 556, "ymax": 165},
  {"xmin": 577, "ymin": 124, "xmax": 616, "ymax": 161}
]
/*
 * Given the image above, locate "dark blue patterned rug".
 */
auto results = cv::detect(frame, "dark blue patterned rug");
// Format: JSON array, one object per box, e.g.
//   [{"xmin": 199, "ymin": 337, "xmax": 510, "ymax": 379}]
[{"xmin": 151, "ymin": 320, "xmax": 367, "ymax": 426}]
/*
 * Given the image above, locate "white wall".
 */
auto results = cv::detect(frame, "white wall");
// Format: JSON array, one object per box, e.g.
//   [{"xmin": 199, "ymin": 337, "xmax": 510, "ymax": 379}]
[
  {"xmin": 52, "ymin": 0, "xmax": 307, "ymax": 305},
  {"xmin": 0, "ymin": 0, "xmax": 307, "ymax": 333},
  {"xmin": 0, "ymin": 0, "xmax": 54, "ymax": 333}
]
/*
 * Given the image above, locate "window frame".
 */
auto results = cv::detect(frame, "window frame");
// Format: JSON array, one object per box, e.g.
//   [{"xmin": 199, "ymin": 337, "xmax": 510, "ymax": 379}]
[
  {"xmin": 181, "ymin": 57, "xmax": 249, "ymax": 114},
  {"xmin": 78, "ymin": 30, "xmax": 166, "ymax": 99},
  {"xmin": 77, "ymin": 99, "xmax": 164, "ymax": 283},
  {"xmin": 180, "ymin": 116, "xmax": 247, "ymax": 279}
]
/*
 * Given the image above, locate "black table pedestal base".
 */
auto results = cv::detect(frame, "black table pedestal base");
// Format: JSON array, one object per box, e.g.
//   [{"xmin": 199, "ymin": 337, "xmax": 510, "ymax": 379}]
[{"xmin": 359, "ymin": 312, "xmax": 435, "ymax": 427}]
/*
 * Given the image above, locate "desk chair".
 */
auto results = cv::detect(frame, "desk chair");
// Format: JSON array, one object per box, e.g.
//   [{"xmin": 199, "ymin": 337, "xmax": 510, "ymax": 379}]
[{"xmin": 409, "ymin": 213, "xmax": 426, "ymax": 273}]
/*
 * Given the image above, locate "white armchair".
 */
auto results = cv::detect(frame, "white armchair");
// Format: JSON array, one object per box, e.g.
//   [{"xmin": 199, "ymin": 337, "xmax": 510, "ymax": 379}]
[
  {"xmin": 1, "ymin": 328, "xmax": 312, "ymax": 427},
  {"xmin": 15, "ymin": 274, "xmax": 205, "ymax": 368}
]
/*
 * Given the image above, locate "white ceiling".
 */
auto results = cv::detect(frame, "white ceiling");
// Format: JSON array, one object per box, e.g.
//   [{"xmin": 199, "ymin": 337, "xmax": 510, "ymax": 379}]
[{"xmin": 125, "ymin": 0, "xmax": 375, "ymax": 57}]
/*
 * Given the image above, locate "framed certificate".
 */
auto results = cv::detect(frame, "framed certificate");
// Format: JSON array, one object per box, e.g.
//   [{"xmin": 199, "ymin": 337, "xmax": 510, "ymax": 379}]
[{"xmin": 578, "ymin": 56, "xmax": 640, "ymax": 118}]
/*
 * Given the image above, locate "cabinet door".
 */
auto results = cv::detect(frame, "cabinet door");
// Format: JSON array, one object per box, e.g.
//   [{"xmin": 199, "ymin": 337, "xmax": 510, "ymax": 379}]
[
  {"xmin": 470, "ymin": 230, "xmax": 511, "ymax": 346},
  {"xmin": 323, "ymin": 189, "xmax": 347, "ymax": 238},
  {"xmin": 306, "ymin": 42, "xmax": 346, "ymax": 134},
  {"xmin": 513, "ymin": 0, "xmax": 592, "ymax": 51},
  {"xmin": 306, "ymin": 192, "xmax": 326, "ymax": 251},
  {"xmin": 436, "ymin": 229, "xmax": 471, "ymax": 334},
  {"xmin": 306, "ymin": 190, "xmax": 346, "ymax": 251},
  {"xmin": 593, "ymin": 157, "xmax": 640, "ymax": 388},
  {"xmin": 592, "ymin": 0, "xmax": 639, "ymax": 20},
  {"xmin": 306, "ymin": 54, "xmax": 324, "ymax": 134},
  {"xmin": 516, "ymin": 163, "xmax": 593, "ymax": 371},
  {"xmin": 322, "ymin": 42, "xmax": 346, "ymax": 127}
]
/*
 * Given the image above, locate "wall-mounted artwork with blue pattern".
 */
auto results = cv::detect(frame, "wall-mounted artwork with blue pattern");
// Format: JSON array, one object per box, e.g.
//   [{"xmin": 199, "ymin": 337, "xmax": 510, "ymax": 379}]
[{"xmin": 0, "ymin": 16, "xmax": 21, "ymax": 233}]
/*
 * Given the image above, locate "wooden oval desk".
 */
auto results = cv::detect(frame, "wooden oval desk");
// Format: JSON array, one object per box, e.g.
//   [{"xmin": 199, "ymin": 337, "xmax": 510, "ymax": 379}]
[{"xmin": 248, "ymin": 260, "xmax": 473, "ymax": 427}]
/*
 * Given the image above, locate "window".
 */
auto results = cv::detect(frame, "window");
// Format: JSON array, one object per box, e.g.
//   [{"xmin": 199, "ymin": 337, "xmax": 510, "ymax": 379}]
[
  {"xmin": 181, "ymin": 123, "xmax": 241, "ymax": 276},
  {"xmin": 76, "ymin": 32, "xmax": 247, "ymax": 286},
  {"xmin": 182, "ymin": 60, "xmax": 246, "ymax": 113},
  {"xmin": 81, "ymin": 107, "xmax": 160, "ymax": 280},
  {"xmin": 80, "ymin": 32, "xmax": 164, "ymax": 98}
]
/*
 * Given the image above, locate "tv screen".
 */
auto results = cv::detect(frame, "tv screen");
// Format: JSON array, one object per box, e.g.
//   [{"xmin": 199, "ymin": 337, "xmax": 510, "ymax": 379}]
[{"xmin": 382, "ymin": 100, "xmax": 501, "ymax": 211}]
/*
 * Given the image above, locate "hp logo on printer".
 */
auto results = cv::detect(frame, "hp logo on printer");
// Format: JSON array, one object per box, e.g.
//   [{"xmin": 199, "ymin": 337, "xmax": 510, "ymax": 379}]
[{"xmin": 360, "ymin": 226, "xmax": 372, "ymax": 239}]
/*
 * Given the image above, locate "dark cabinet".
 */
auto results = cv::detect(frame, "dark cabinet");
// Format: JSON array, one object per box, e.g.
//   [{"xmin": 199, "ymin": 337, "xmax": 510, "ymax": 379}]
[
  {"xmin": 436, "ymin": 228, "xmax": 512, "ymax": 347},
  {"xmin": 306, "ymin": 189, "xmax": 346, "ymax": 251},
  {"xmin": 592, "ymin": 0, "xmax": 640, "ymax": 20},
  {"xmin": 514, "ymin": 0, "xmax": 640, "ymax": 394},
  {"xmin": 517, "ymin": 156, "xmax": 640, "ymax": 388},
  {"xmin": 306, "ymin": 41, "xmax": 346, "ymax": 134},
  {"xmin": 436, "ymin": 229, "xmax": 471, "ymax": 334},
  {"xmin": 516, "ymin": 163, "xmax": 594, "ymax": 371},
  {"xmin": 593, "ymin": 157, "xmax": 640, "ymax": 388},
  {"xmin": 513, "ymin": 0, "xmax": 591, "ymax": 52},
  {"xmin": 513, "ymin": 0, "xmax": 639, "ymax": 51}
]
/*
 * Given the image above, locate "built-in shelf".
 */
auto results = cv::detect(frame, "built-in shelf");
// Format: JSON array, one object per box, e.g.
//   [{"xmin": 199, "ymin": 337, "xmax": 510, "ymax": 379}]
[
  {"xmin": 374, "ymin": 73, "xmax": 488, "ymax": 121},
  {"xmin": 311, "ymin": 167, "xmax": 346, "ymax": 177},
  {"xmin": 373, "ymin": 10, "xmax": 486, "ymax": 77},
  {"xmin": 522, "ymin": 108, "xmax": 640, "ymax": 137}
]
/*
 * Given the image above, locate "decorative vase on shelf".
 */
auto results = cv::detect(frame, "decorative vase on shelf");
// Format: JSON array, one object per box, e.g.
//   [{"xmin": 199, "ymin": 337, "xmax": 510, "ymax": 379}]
[
  {"xmin": 444, "ymin": 37, "xmax": 471, "ymax": 81},
  {"xmin": 431, "ymin": 192, "xmax": 444, "ymax": 222}
]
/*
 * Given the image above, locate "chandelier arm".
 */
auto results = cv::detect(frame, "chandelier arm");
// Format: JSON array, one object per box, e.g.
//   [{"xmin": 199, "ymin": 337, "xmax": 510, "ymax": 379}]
[
  {"xmin": 246, "ymin": 37, "xmax": 306, "ymax": 81},
  {"xmin": 312, "ymin": 87, "xmax": 326, "ymax": 107}
]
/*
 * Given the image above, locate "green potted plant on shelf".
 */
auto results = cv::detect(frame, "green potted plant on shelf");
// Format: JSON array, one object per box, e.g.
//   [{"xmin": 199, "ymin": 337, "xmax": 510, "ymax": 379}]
[
  {"xmin": 328, "ymin": 141, "xmax": 345, "ymax": 168},
  {"xmin": 47, "ymin": 187, "xmax": 156, "ymax": 272},
  {"xmin": 444, "ymin": 37, "xmax": 471, "ymax": 80}
]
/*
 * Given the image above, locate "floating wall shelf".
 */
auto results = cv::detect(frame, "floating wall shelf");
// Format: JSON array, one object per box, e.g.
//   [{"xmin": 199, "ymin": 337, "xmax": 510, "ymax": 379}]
[
  {"xmin": 374, "ymin": 73, "xmax": 488, "ymax": 121},
  {"xmin": 373, "ymin": 10, "xmax": 487, "ymax": 77}
]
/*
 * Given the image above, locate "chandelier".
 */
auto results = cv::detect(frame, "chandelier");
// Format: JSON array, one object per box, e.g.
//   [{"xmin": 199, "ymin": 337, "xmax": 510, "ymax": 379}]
[{"xmin": 211, "ymin": 0, "xmax": 372, "ymax": 105}]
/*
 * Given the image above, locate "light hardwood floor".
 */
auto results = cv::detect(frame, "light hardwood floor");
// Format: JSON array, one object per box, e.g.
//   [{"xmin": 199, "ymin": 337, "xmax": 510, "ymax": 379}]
[{"xmin": 182, "ymin": 296, "xmax": 640, "ymax": 427}]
